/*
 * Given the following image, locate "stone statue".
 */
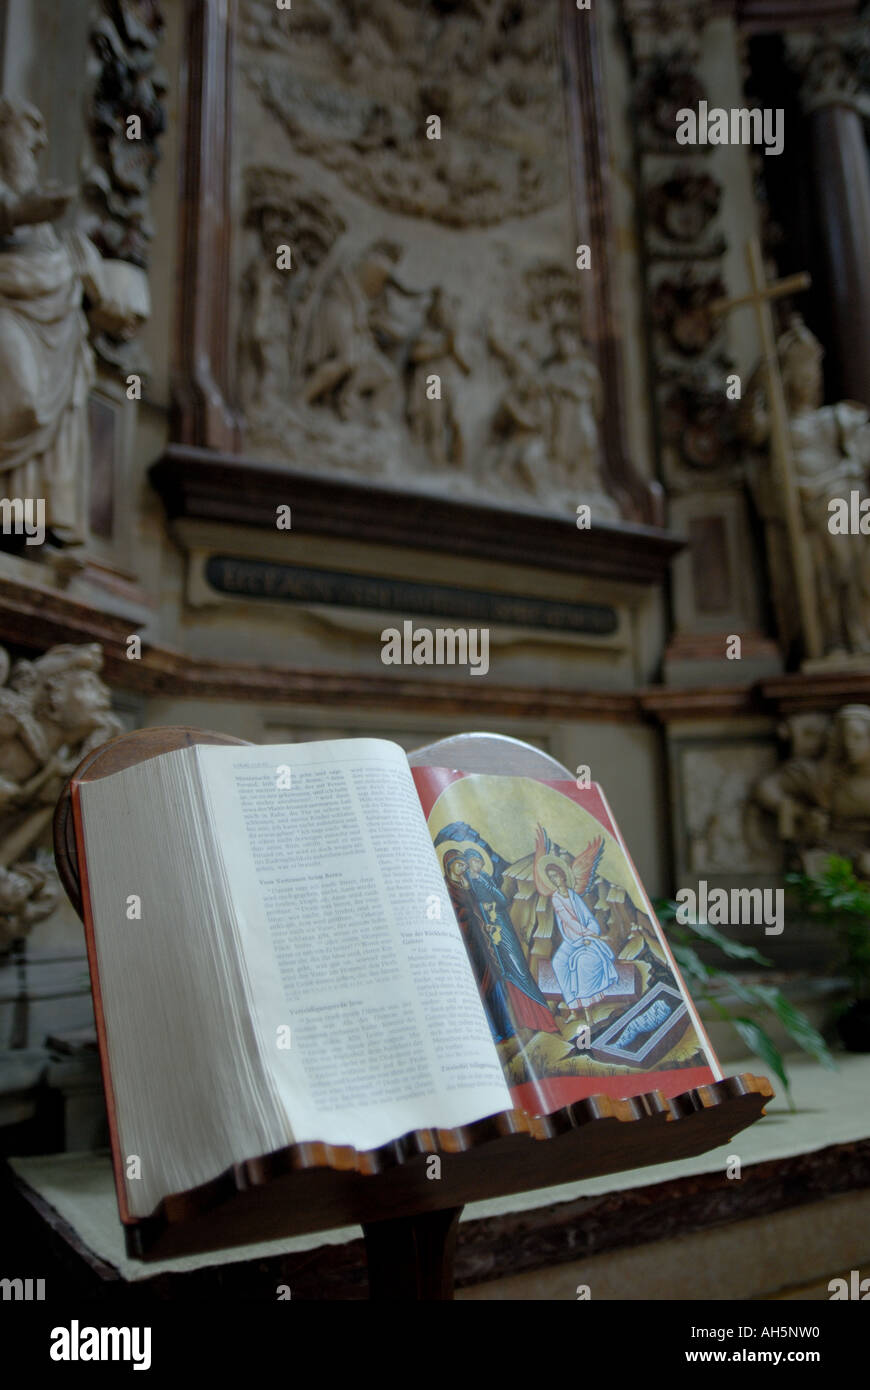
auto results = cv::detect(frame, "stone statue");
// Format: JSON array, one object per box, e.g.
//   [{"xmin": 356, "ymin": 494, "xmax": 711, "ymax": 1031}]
[
  {"xmin": 754, "ymin": 703, "xmax": 870, "ymax": 877},
  {"xmin": 754, "ymin": 712, "xmax": 832, "ymax": 842},
  {"xmin": 0, "ymin": 98, "xmax": 149, "ymax": 546},
  {"xmin": 407, "ymin": 288, "xmax": 470, "ymax": 471},
  {"xmin": 0, "ymin": 853, "xmax": 57, "ymax": 955},
  {"xmin": 0, "ymin": 641, "xmax": 122, "ymax": 951},
  {"xmin": 742, "ymin": 315, "xmax": 870, "ymax": 658},
  {"xmin": 542, "ymin": 321, "xmax": 604, "ymax": 496}
]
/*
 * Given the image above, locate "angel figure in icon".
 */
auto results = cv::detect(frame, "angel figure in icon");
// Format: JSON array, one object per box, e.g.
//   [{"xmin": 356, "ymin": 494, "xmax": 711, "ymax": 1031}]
[{"xmin": 533, "ymin": 826, "xmax": 618, "ymax": 1027}]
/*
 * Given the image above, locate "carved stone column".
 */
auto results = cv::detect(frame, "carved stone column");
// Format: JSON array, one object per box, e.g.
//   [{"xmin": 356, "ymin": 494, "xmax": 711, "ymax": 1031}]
[{"xmin": 788, "ymin": 29, "xmax": 870, "ymax": 407}]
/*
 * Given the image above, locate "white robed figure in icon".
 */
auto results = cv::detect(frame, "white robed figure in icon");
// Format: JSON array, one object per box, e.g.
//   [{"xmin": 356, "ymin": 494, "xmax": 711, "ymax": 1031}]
[{"xmin": 534, "ymin": 825, "xmax": 618, "ymax": 1011}]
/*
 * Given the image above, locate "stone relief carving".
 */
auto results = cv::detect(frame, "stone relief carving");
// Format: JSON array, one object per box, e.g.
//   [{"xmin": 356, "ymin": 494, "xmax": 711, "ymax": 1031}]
[
  {"xmin": 485, "ymin": 298, "xmax": 609, "ymax": 507},
  {"xmin": 407, "ymin": 288, "xmax": 471, "ymax": 472},
  {"xmin": 646, "ymin": 169, "xmax": 725, "ymax": 259},
  {"xmin": 680, "ymin": 743, "xmax": 782, "ymax": 877},
  {"xmin": 741, "ymin": 315, "xmax": 870, "ymax": 659},
  {"xmin": 81, "ymin": 1, "xmax": 165, "ymax": 375},
  {"xmin": 298, "ymin": 239, "xmax": 416, "ymax": 426},
  {"xmin": 635, "ymin": 56, "xmax": 707, "ymax": 151},
  {"xmin": 622, "ymin": 3, "xmax": 739, "ymax": 535},
  {"xmin": 0, "ymin": 98, "xmax": 149, "ymax": 548},
  {"xmin": 541, "ymin": 322, "xmax": 604, "ymax": 497},
  {"xmin": 238, "ymin": 171, "xmax": 345, "ymax": 411},
  {"xmin": 660, "ymin": 367, "xmax": 737, "ymax": 472},
  {"xmin": 240, "ymin": 0, "xmax": 564, "ymax": 227},
  {"xmin": 82, "ymin": 0, "xmax": 167, "ymax": 268},
  {"xmin": 0, "ymin": 643, "xmax": 122, "ymax": 953},
  {"xmin": 238, "ymin": 167, "xmax": 614, "ymax": 512},
  {"xmin": 754, "ymin": 705, "xmax": 870, "ymax": 877},
  {"xmin": 649, "ymin": 270, "xmax": 727, "ymax": 358},
  {"xmin": 488, "ymin": 335, "xmax": 551, "ymax": 498}
]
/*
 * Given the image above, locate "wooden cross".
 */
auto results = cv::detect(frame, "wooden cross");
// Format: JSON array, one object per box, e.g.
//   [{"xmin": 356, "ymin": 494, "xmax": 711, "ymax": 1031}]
[{"xmin": 710, "ymin": 238, "xmax": 822, "ymax": 660}]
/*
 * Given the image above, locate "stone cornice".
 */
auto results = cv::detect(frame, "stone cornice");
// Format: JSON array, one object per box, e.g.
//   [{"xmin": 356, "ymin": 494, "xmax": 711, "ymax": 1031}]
[{"xmin": 149, "ymin": 444, "xmax": 685, "ymax": 588}]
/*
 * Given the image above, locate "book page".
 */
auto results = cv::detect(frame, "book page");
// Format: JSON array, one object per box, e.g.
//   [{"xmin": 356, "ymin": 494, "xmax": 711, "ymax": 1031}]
[
  {"xmin": 412, "ymin": 766, "xmax": 722, "ymax": 1116},
  {"xmin": 194, "ymin": 739, "xmax": 511, "ymax": 1150}
]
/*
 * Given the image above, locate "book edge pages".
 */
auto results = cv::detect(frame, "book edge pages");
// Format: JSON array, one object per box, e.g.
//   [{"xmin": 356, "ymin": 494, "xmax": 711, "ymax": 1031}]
[{"xmin": 71, "ymin": 777, "xmax": 135, "ymax": 1225}]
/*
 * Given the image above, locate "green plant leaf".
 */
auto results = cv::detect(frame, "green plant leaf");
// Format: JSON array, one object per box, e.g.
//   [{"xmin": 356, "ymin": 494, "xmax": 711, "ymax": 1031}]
[
  {"xmin": 670, "ymin": 943, "xmax": 711, "ymax": 985},
  {"xmin": 682, "ymin": 917, "xmax": 772, "ymax": 966},
  {"xmin": 750, "ymin": 985, "xmax": 838, "ymax": 1070},
  {"xmin": 730, "ymin": 1017, "xmax": 791, "ymax": 1101},
  {"xmin": 713, "ymin": 971, "xmax": 768, "ymax": 1008}
]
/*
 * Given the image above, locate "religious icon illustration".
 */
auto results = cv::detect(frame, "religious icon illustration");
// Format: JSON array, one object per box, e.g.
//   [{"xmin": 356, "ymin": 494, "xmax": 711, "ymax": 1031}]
[{"xmin": 421, "ymin": 770, "xmax": 709, "ymax": 1094}]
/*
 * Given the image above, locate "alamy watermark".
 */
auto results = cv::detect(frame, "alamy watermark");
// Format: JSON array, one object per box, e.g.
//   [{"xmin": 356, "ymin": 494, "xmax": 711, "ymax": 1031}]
[
  {"xmin": 828, "ymin": 491, "xmax": 870, "ymax": 534},
  {"xmin": 49, "ymin": 1321, "xmax": 151, "ymax": 1370},
  {"xmin": 0, "ymin": 1276, "xmax": 45, "ymax": 1300},
  {"xmin": 676, "ymin": 102, "xmax": 784, "ymax": 157},
  {"xmin": 0, "ymin": 497, "xmax": 44, "ymax": 545},
  {"xmin": 829, "ymin": 1270, "xmax": 870, "ymax": 1299},
  {"xmin": 675, "ymin": 881, "xmax": 784, "ymax": 935},
  {"xmin": 381, "ymin": 621, "xmax": 489, "ymax": 676}
]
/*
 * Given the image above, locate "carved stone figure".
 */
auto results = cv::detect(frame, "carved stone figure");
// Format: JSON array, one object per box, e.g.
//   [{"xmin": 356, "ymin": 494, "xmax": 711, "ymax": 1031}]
[
  {"xmin": 298, "ymin": 241, "xmax": 413, "ymax": 424},
  {"xmin": 487, "ymin": 310, "xmax": 608, "ymax": 506},
  {"xmin": 754, "ymin": 712, "xmax": 832, "ymax": 842},
  {"xmin": 0, "ymin": 99, "xmax": 149, "ymax": 546},
  {"xmin": 742, "ymin": 316, "xmax": 870, "ymax": 657},
  {"xmin": 407, "ymin": 289, "xmax": 470, "ymax": 471},
  {"xmin": 239, "ymin": 171, "xmax": 345, "ymax": 412},
  {"xmin": 542, "ymin": 322, "xmax": 603, "ymax": 495},
  {"xmin": 754, "ymin": 704, "xmax": 870, "ymax": 876},
  {"xmin": 0, "ymin": 642, "xmax": 121, "ymax": 951},
  {"xmin": 489, "ymin": 334, "xmax": 550, "ymax": 497}
]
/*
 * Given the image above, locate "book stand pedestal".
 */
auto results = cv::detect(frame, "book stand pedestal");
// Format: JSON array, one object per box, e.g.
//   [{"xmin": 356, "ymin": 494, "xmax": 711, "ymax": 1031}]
[{"xmin": 54, "ymin": 727, "xmax": 773, "ymax": 1300}]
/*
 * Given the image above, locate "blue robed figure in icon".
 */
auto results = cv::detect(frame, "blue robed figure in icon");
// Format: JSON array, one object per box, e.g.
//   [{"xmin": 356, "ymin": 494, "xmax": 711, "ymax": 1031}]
[{"xmin": 437, "ymin": 822, "xmax": 558, "ymax": 1037}]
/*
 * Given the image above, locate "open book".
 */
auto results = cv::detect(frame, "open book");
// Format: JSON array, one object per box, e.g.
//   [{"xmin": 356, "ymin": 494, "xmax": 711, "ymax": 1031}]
[{"xmin": 73, "ymin": 737, "xmax": 722, "ymax": 1225}]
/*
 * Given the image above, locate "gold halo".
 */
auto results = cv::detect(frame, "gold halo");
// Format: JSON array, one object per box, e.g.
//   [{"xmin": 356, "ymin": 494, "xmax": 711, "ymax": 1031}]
[
  {"xmin": 534, "ymin": 852, "xmax": 575, "ymax": 897},
  {"xmin": 437, "ymin": 840, "xmax": 493, "ymax": 879}
]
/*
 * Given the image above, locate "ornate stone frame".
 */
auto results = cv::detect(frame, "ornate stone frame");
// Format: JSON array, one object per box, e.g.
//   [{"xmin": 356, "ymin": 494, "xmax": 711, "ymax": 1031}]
[{"xmin": 169, "ymin": 0, "xmax": 662, "ymax": 527}]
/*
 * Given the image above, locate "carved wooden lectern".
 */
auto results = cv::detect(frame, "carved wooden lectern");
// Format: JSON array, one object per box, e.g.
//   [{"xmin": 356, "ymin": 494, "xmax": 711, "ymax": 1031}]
[{"xmin": 53, "ymin": 727, "xmax": 772, "ymax": 1300}]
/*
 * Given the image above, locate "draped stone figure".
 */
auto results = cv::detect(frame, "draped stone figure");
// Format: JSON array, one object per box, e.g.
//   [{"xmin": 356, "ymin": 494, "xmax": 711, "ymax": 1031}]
[
  {"xmin": 0, "ymin": 642, "xmax": 121, "ymax": 951},
  {"xmin": 0, "ymin": 99, "xmax": 148, "ymax": 546},
  {"xmin": 542, "ymin": 321, "xmax": 604, "ymax": 496},
  {"xmin": 742, "ymin": 315, "xmax": 870, "ymax": 659},
  {"xmin": 407, "ymin": 288, "xmax": 470, "ymax": 471}
]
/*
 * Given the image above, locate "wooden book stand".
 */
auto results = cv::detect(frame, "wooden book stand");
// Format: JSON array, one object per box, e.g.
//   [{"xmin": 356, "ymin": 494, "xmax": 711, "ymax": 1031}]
[{"xmin": 54, "ymin": 727, "xmax": 772, "ymax": 1299}]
